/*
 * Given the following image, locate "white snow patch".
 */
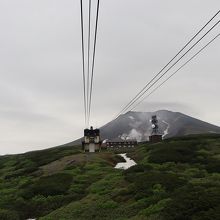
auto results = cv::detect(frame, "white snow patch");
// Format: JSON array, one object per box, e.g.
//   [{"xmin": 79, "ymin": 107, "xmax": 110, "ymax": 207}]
[
  {"xmin": 115, "ymin": 153, "xmax": 136, "ymax": 170},
  {"xmin": 128, "ymin": 116, "xmax": 135, "ymax": 120},
  {"xmin": 162, "ymin": 120, "xmax": 170, "ymax": 138}
]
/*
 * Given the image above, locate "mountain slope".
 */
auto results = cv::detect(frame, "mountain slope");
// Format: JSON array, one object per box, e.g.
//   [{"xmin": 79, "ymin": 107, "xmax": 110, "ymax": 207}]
[
  {"xmin": 70, "ymin": 110, "xmax": 220, "ymax": 145},
  {"xmin": 1, "ymin": 134, "xmax": 219, "ymax": 219}
]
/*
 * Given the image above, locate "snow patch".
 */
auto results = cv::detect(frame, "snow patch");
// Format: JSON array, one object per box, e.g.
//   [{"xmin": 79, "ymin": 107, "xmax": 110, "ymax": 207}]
[
  {"xmin": 115, "ymin": 153, "xmax": 136, "ymax": 170},
  {"xmin": 128, "ymin": 116, "xmax": 135, "ymax": 120}
]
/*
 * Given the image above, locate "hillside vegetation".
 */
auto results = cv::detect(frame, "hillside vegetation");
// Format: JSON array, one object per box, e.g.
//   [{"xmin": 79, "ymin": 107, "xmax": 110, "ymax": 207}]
[{"xmin": 0, "ymin": 134, "xmax": 220, "ymax": 220}]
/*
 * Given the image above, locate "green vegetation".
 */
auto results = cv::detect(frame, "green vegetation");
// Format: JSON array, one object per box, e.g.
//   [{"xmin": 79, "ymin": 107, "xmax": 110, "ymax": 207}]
[{"xmin": 0, "ymin": 134, "xmax": 220, "ymax": 219}]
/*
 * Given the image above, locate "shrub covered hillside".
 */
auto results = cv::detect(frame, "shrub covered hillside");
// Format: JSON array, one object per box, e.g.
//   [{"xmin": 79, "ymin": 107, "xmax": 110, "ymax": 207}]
[{"xmin": 0, "ymin": 134, "xmax": 220, "ymax": 220}]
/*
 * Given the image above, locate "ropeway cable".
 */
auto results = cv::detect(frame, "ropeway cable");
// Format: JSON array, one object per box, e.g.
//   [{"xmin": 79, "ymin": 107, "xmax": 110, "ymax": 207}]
[
  {"xmin": 115, "ymin": 11, "xmax": 220, "ymax": 118},
  {"xmin": 114, "ymin": 17, "xmax": 220, "ymax": 118},
  {"xmin": 87, "ymin": 0, "xmax": 100, "ymax": 126},
  {"xmin": 80, "ymin": 0, "xmax": 87, "ymax": 125},
  {"xmin": 130, "ymin": 33, "xmax": 220, "ymax": 111}
]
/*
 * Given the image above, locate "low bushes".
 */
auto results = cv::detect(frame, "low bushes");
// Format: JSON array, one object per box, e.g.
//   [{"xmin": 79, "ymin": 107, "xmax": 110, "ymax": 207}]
[
  {"xmin": 0, "ymin": 209, "xmax": 19, "ymax": 220},
  {"xmin": 21, "ymin": 173, "xmax": 73, "ymax": 198}
]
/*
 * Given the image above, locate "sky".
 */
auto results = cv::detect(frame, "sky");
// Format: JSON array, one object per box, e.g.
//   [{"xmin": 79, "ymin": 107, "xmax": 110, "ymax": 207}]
[{"xmin": 0, "ymin": 0, "xmax": 219, "ymax": 155}]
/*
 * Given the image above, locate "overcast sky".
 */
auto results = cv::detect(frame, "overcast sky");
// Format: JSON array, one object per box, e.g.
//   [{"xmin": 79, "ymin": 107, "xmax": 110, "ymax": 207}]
[{"xmin": 0, "ymin": 0, "xmax": 219, "ymax": 155}]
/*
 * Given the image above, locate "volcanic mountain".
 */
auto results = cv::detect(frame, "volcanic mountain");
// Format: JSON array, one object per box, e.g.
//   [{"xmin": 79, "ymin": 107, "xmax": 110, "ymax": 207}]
[{"xmin": 69, "ymin": 110, "xmax": 220, "ymax": 145}]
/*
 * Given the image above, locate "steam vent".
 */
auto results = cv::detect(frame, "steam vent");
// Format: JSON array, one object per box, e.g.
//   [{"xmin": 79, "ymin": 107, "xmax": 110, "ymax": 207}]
[
  {"xmin": 82, "ymin": 126, "xmax": 102, "ymax": 152},
  {"xmin": 149, "ymin": 115, "xmax": 162, "ymax": 143}
]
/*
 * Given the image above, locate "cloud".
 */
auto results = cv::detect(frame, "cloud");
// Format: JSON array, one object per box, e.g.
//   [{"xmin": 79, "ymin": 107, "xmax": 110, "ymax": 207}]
[{"xmin": 0, "ymin": 0, "xmax": 219, "ymax": 154}]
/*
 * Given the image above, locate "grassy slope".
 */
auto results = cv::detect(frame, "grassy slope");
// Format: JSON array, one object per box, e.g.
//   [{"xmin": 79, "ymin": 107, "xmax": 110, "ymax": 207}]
[{"xmin": 0, "ymin": 134, "xmax": 220, "ymax": 220}]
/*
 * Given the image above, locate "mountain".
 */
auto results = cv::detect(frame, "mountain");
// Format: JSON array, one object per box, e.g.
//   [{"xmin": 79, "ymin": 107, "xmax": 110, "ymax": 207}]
[{"xmin": 70, "ymin": 110, "xmax": 220, "ymax": 145}]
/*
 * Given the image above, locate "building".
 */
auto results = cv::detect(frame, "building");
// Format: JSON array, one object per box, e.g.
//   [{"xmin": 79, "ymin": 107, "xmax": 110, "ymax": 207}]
[
  {"xmin": 104, "ymin": 140, "xmax": 137, "ymax": 150},
  {"xmin": 149, "ymin": 134, "xmax": 162, "ymax": 143},
  {"xmin": 82, "ymin": 127, "xmax": 101, "ymax": 152}
]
